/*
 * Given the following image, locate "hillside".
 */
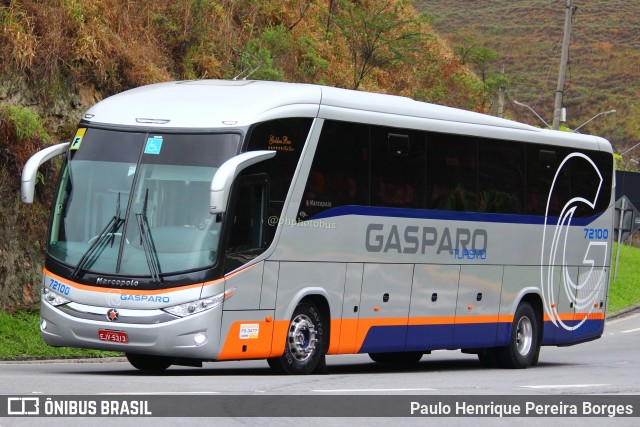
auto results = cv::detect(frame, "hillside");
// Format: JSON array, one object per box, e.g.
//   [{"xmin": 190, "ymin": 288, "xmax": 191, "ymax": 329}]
[
  {"xmin": 416, "ymin": 0, "xmax": 640, "ymax": 159},
  {"xmin": 0, "ymin": 0, "xmax": 487, "ymax": 311}
]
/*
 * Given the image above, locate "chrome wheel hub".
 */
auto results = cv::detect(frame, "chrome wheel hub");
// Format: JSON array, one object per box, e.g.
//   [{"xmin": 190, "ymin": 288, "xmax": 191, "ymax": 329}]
[
  {"xmin": 287, "ymin": 314, "xmax": 317, "ymax": 362},
  {"xmin": 515, "ymin": 316, "xmax": 533, "ymax": 356}
]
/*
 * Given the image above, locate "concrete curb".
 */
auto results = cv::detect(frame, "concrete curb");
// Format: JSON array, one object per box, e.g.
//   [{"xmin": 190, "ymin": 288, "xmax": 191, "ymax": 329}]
[
  {"xmin": 0, "ymin": 356, "xmax": 127, "ymax": 365},
  {"xmin": 607, "ymin": 303, "xmax": 640, "ymax": 320}
]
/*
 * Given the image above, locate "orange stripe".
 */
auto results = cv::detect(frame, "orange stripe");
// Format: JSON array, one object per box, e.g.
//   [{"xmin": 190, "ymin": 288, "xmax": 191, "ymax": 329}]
[
  {"xmin": 44, "ymin": 268, "xmax": 211, "ymax": 295},
  {"xmin": 543, "ymin": 312, "xmax": 605, "ymax": 322},
  {"xmin": 407, "ymin": 315, "xmax": 515, "ymax": 325},
  {"xmin": 574, "ymin": 312, "xmax": 605, "ymax": 320},
  {"xmin": 334, "ymin": 318, "xmax": 359, "ymax": 354},
  {"xmin": 43, "ymin": 264, "xmax": 256, "ymax": 296},
  {"xmin": 327, "ymin": 319, "xmax": 342, "ymax": 355},
  {"xmin": 455, "ymin": 315, "xmax": 508, "ymax": 324}
]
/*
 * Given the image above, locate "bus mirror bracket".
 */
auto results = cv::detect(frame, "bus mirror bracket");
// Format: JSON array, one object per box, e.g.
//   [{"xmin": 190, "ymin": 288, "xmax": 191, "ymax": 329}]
[
  {"xmin": 21, "ymin": 142, "xmax": 70, "ymax": 204},
  {"xmin": 210, "ymin": 150, "xmax": 276, "ymax": 214}
]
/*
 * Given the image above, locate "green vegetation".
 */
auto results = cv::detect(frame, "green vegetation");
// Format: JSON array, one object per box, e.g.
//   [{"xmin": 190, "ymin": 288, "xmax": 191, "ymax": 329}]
[
  {"xmin": 609, "ymin": 243, "xmax": 640, "ymax": 313},
  {"xmin": 0, "ymin": 105, "xmax": 50, "ymax": 142},
  {"xmin": 416, "ymin": 0, "xmax": 640, "ymax": 156},
  {"xmin": 0, "ymin": 0, "xmax": 491, "ymax": 313},
  {"xmin": 0, "ymin": 311, "xmax": 119, "ymax": 360}
]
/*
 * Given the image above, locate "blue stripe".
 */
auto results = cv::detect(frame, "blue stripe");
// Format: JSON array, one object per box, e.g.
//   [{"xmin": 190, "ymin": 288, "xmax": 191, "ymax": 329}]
[
  {"xmin": 358, "ymin": 320, "xmax": 604, "ymax": 353},
  {"xmin": 359, "ymin": 326, "xmax": 408, "ymax": 353},
  {"xmin": 542, "ymin": 319, "xmax": 604, "ymax": 345},
  {"xmin": 311, "ymin": 205, "xmax": 604, "ymax": 226}
]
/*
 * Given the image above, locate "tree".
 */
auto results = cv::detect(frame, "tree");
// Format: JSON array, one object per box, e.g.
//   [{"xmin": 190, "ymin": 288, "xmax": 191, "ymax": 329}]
[
  {"xmin": 452, "ymin": 30, "xmax": 510, "ymax": 115},
  {"xmin": 333, "ymin": 0, "xmax": 427, "ymax": 90},
  {"xmin": 453, "ymin": 31, "xmax": 497, "ymax": 83}
]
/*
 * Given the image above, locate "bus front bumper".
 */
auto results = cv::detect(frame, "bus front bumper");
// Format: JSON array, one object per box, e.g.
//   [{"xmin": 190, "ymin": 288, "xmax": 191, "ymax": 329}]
[{"xmin": 39, "ymin": 300, "xmax": 223, "ymax": 360}]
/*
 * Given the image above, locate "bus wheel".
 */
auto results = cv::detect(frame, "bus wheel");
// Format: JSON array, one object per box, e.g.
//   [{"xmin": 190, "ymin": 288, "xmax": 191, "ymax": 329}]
[
  {"xmin": 497, "ymin": 302, "xmax": 539, "ymax": 369},
  {"xmin": 125, "ymin": 353, "xmax": 174, "ymax": 372},
  {"xmin": 369, "ymin": 352, "xmax": 423, "ymax": 364},
  {"xmin": 267, "ymin": 301, "xmax": 326, "ymax": 375}
]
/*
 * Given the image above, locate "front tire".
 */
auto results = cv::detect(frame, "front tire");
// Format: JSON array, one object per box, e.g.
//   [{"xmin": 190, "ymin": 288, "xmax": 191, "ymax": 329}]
[
  {"xmin": 267, "ymin": 301, "xmax": 327, "ymax": 375},
  {"xmin": 496, "ymin": 302, "xmax": 539, "ymax": 369},
  {"xmin": 125, "ymin": 353, "xmax": 174, "ymax": 372}
]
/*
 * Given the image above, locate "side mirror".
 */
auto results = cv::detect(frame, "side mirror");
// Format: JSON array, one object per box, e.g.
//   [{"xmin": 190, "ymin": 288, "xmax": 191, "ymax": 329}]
[
  {"xmin": 21, "ymin": 142, "xmax": 70, "ymax": 203},
  {"xmin": 210, "ymin": 150, "xmax": 276, "ymax": 214}
]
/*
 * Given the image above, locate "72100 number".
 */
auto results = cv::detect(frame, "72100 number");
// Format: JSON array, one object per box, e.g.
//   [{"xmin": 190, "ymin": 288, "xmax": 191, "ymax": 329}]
[{"xmin": 584, "ymin": 228, "xmax": 608, "ymax": 240}]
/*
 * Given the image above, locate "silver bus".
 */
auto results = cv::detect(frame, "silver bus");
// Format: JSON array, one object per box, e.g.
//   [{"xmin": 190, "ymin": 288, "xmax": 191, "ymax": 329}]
[{"xmin": 21, "ymin": 80, "xmax": 614, "ymax": 374}]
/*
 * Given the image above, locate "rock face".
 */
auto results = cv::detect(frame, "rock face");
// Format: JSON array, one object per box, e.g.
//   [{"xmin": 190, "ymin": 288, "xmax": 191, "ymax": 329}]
[{"xmin": 0, "ymin": 85, "xmax": 64, "ymax": 312}]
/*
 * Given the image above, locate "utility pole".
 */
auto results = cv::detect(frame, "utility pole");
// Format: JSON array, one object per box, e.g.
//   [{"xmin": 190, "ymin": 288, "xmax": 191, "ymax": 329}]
[
  {"xmin": 552, "ymin": 0, "xmax": 575, "ymax": 130},
  {"xmin": 497, "ymin": 66, "xmax": 506, "ymax": 118}
]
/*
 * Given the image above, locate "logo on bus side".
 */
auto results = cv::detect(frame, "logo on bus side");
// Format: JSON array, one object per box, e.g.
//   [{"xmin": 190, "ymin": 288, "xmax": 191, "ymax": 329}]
[
  {"xmin": 541, "ymin": 152, "xmax": 608, "ymax": 331},
  {"xmin": 365, "ymin": 224, "xmax": 488, "ymax": 258}
]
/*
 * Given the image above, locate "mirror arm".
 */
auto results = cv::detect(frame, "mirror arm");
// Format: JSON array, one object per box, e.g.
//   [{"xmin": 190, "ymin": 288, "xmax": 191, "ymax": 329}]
[
  {"xmin": 21, "ymin": 142, "xmax": 70, "ymax": 203},
  {"xmin": 210, "ymin": 150, "xmax": 276, "ymax": 214}
]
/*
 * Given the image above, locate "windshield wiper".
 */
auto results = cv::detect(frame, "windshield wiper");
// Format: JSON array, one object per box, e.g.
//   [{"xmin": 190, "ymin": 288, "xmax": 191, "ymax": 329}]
[
  {"xmin": 72, "ymin": 192, "xmax": 124, "ymax": 279},
  {"xmin": 136, "ymin": 189, "xmax": 162, "ymax": 284}
]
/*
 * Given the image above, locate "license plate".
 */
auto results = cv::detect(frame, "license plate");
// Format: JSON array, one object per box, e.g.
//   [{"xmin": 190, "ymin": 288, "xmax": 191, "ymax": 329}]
[{"xmin": 98, "ymin": 329, "xmax": 128, "ymax": 343}]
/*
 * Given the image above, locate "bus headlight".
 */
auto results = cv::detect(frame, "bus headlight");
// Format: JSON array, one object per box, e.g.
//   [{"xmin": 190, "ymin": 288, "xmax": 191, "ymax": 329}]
[
  {"xmin": 42, "ymin": 287, "xmax": 71, "ymax": 307},
  {"xmin": 163, "ymin": 288, "xmax": 234, "ymax": 318}
]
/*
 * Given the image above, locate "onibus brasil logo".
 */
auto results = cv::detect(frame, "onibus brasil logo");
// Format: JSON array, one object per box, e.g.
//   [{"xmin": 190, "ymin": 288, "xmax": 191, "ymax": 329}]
[{"xmin": 541, "ymin": 152, "xmax": 608, "ymax": 331}]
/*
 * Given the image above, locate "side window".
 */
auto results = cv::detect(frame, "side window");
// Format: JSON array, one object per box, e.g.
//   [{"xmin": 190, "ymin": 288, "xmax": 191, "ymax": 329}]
[
  {"xmin": 243, "ymin": 117, "xmax": 312, "ymax": 242},
  {"xmin": 371, "ymin": 127, "xmax": 425, "ymax": 209},
  {"xmin": 569, "ymin": 151, "xmax": 613, "ymax": 218},
  {"xmin": 478, "ymin": 139, "xmax": 525, "ymax": 214},
  {"xmin": 427, "ymin": 133, "xmax": 478, "ymax": 212},
  {"xmin": 526, "ymin": 145, "xmax": 569, "ymax": 216},
  {"xmin": 526, "ymin": 146, "xmax": 612, "ymax": 218},
  {"xmin": 590, "ymin": 151, "xmax": 613, "ymax": 214},
  {"xmin": 298, "ymin": 120, "xmax": 369, "ymax": 219},
  {"xmin": 225, "ymin": 174, "xmax": 268, "ymax": 272}
]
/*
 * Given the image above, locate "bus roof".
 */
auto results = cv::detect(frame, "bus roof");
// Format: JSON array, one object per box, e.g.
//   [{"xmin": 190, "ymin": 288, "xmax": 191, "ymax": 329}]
[{"xmin": 82, "ymin": 79, "xmax": 612, "ymax": 153}]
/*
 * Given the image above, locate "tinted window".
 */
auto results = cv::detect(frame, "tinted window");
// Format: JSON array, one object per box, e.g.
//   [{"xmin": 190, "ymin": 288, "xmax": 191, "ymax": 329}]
[
  {"xmin": 245, "ymin": 118, "xmax": 312, "ymax": 201},
  {"xmin": 591, "ymin": 151, "xmax": 614, "ymax": 214},
  {"xmin": 526, "ymin": 145, "xmax": 569, "ymax": 217},
  {"xmin": 371, "ymin": 127, "xmax": 425, "ymax": 209},
  {"xmin": 244, "ymin": 117, "xmax": 312, "ymax": 242},
  {"xmin": 478, "ymin": 139, "xmax": 525, "ymax": 214},
  {"xmin": 299, "ymin": 120, "xmax": 369, "ymax": 219},
  {"xmin": 427, "ymin": 133, "xmax": 478, "ymax": 211}
]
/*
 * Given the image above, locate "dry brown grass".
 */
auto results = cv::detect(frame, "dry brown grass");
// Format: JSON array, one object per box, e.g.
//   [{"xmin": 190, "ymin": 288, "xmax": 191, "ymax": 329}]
[{"xmin": 1, "ymin": 0, "xmax": 488, "ymax": 112}]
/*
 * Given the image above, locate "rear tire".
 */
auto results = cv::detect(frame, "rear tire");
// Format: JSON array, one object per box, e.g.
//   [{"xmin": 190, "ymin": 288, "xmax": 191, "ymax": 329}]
[
  {"xmin": 369, "ymin": 352, "xmax": 423, "ymax": 364},
  {"xmin": 496, "ymin": 302, "xmax": 539, "ymax": 369},
  {"xmin": 267, "ymin": 301, "xmax": 327, "ymax": 375},
  {"xmin": 125, "ymin": 353, "xmax": 174, "ymax": 372}
]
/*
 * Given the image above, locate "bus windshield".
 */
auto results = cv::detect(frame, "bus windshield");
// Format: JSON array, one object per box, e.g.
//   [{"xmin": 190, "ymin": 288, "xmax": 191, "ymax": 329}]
[{"xmin": 48, "ymin": 128, "xmax": 240, "ymax": 277}]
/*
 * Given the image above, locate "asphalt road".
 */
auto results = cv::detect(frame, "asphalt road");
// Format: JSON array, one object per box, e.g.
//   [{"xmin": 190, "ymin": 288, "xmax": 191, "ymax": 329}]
[{"xmin": 1, "ymin": 312, "xmax": 639, "ymax": 426}]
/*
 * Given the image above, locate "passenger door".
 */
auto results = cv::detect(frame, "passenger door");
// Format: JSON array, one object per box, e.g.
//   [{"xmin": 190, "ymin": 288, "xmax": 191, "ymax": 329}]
[{"xmin": 224, "ymin": 174, "xmax": 269, "ymax": 274}]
